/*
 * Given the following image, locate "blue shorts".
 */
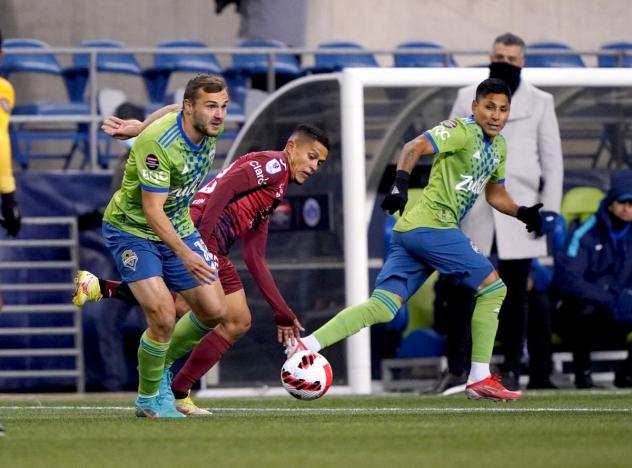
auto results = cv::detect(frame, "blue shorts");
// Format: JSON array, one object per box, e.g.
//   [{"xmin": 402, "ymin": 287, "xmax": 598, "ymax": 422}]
[
  {"xmin": 102, "ymin": 222, "xmax": 215, "ymax": 292},
  {"xmin": 375, "ymin": 227, "xmax": 494, "ymax": 301}
]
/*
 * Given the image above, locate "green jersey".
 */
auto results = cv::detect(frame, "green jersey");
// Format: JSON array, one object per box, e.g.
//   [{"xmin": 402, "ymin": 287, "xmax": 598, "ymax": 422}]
[
  {"xmin": 103, "ymin": 111, "xmax": 218, "ymax": 240},
  {"xmin": 395, "ymin": 116, "xmax": 506, "ymax": 232}
]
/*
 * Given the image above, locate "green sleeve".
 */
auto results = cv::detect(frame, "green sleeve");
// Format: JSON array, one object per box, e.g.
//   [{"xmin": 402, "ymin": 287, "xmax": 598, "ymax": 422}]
[
  {"xmin": 490, "ymin": 137, "xmax": 507, "ymax": 183},
  {"xmin": 133, "ymin": 139, "xmax": 172, "ymax": 192},
  {"xmin": 423, "ymin": 120, "xmax": 467, "ymax": 155}
]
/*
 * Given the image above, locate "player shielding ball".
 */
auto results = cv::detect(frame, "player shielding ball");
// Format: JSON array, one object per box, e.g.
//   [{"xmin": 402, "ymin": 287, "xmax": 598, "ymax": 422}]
[
  {"xmin": 288, "ymin": 78, "xmax": 545, "ymax": 401},
  {"xmin": 74, "ymin": 124, "xmax": 329, "ymax": 414}
]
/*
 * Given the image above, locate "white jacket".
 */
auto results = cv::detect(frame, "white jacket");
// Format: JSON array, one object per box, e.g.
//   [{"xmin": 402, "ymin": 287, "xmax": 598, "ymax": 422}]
[{"xmin": 450, "ymin": 80, "xmax": 564, "ymax": 259}]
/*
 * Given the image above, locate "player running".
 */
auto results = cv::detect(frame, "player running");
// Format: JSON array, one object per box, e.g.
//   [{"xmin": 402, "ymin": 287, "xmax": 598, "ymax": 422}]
[
  {"xmin": 74, "ymin": 124, "xmax": 330, "ymax": 414},
  {"xmin": 287, "ymin": 78, "xmax": 545, "ymax": 401}
]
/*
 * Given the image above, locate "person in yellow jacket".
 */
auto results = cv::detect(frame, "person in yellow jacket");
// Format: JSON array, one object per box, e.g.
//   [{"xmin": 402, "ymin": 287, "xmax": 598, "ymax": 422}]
[{"xmin": 0, "ymin": 30, "xmax": 21, "ymax": 239}]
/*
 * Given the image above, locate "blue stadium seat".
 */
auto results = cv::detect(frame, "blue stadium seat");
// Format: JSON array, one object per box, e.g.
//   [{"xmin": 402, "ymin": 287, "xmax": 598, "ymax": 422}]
[
  {"xmin": 525, "ymin": 42, "xmax": 585, "ymax": 67},
  {"xmin": 143, "ymin": 40, "xmax": 223, "ymax": 103},
  {"xmin": 74, "ymin": 40, "xmax": 142, "ymax": 75},
  {"xmin": 394, "ymin": 41, "xmax": 457, "ymax": 67},
  {"xmin": 598, "ymin": 42, "xmax": 632, "ymax": 67},
  {"xmin": 0, "ymin": 38, "xmax": 90, "ymax": 168},
  {"xmin": 305, "ymin": 41, "xmax": 379, "ymax": 74}
]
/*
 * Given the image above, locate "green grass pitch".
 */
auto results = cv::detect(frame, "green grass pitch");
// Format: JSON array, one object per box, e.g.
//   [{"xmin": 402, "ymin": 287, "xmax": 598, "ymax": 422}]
[{"xmin": 1, "ymin": 391, "xmax": 631, "ymax": 468}]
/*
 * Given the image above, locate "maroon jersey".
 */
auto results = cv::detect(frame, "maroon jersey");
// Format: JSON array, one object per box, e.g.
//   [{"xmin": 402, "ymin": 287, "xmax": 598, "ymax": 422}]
[{"xmin": 189, "ymin": 151, "xmax": 295, "ymax": 325}]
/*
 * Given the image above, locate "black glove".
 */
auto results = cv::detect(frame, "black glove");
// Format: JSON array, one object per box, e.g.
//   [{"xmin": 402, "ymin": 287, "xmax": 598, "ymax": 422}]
[
  {"xmin": 516, "ymin": 203, "xmax": 544, "ymax": 237},
  {"xmin": 0, "ymin": 191, "xmax": 21, "ymax": 237},
  {"xmin": 380, "ymin": 170, "xmax": 410, "ymax": 215}
]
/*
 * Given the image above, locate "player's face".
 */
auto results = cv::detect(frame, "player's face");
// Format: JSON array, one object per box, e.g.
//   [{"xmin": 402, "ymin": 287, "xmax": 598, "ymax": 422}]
[
  {"xmin": 472, "ymin": 93, "xmax": 510, "ymax": 137},
  {"xmin": 186, "ymin": 88, "xmax": 229, "ymax": 138},
  {"xmin": 287, "ymin": 137, "xmax": 329, "ymax": 185},
  {"xmin": 490, "ymin": 43, "xmax": 525, "ymax": 68},
  {"xmin": 609, "ymin": 199, "xmax": 632, "ymax": 222}
]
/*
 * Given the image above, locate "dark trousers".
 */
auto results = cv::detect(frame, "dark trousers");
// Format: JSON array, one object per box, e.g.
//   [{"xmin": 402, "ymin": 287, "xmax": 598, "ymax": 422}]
[
  {"xmin": 559, "ymin": 298, "xmax": 632, "ymax": 377},
  {"xmin": 434, "ymin": 258, "xmax": 552, "ymax": 379}
]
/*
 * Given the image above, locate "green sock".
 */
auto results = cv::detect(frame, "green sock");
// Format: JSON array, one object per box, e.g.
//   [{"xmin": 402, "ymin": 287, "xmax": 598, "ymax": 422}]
[
  {"xmin": 137, "ymin": 331, "xmax": 170, "ymax": 397},
  {"xmin": 165, "ymin": 311, "xmax": 212, "ymax": 368},
  {"xmin": 313, "ymin": 289, "xmax": 400, "ymax": 349},
  {"xmin": 470, "ymin": 279, "xmax": 507, "ymax": 363}
]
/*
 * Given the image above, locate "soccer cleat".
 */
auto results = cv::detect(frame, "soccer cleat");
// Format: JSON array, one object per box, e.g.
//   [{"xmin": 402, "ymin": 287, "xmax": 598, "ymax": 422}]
[
  {"xmin": 135, "ymin": 395, "xmax": 161, "ymax": 418},
  {"xmin": 158, "ymin": 368, "xmax": 176, "ymax": 406},
  {"xmin": 176, "ymin": 393, "xmax": 212, "ymax": 416},
  {"xmin": 465, "ymin": 374, "xmax": 523, "ymax": 401},
  {"xmin": 284, "ymin": 338, "xmax": 307, "ymax": 358},
  {"xmin": 72, "ymin": 270, "xmax": 102, "ymax": 306}
]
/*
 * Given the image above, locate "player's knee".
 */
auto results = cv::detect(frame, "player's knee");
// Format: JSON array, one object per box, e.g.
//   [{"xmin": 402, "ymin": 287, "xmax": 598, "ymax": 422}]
[{"xmin": 220, "ymin": 315, "xmax": 251, "ymax": 341}]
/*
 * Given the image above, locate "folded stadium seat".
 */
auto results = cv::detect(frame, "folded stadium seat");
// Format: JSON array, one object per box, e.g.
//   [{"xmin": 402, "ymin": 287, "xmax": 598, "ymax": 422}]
[
  {"xmin": 394, "ymin": 41, "xmax": 458, "ymax": 67},
  {"xmin": 525, "ymin": 41, "xmax": 586, "ymax": 67},
  {"xmin": 142, "ymin": 40, "xmax": 223, "ymax": 104},
  {"xmin": 560, "ymin": 186, "xmax": 605, "ymax": 228},
  {"xmin": 0, "ymin": 38, "xmax": 90, "ymax": 169},
  {"xmin": 597, "ymin": 42, "xmax": 632, "ymax": 67},
  {"xmin": 303, "ymin": 41, "xmax": 379, "ymax": 74},
  {"xmin": 223, "ymin": 38, "xmax": 301, "ymax": 93}
]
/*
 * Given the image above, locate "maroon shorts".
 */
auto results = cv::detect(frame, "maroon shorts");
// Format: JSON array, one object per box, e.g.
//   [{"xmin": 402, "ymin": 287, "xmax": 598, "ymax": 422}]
[{"xmin": 217, "ymin": 254, "xmax": 243, "ymax": 295}]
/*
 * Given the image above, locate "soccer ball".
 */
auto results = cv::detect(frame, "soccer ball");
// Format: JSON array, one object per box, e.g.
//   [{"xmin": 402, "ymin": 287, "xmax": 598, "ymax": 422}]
[{"xmin": 280, "ymin": 350, "xmax": 333, "ymax": 400}]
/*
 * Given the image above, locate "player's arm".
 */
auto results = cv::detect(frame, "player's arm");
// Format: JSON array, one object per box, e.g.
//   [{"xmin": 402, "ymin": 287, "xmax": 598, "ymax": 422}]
[
  {"xmin": 142, "ymin": 189, "xmax": 216, "ymax": 284},
  {"xmin": 102, "ymin": 104, "xmax": 181, "ymax": 140},
  {"xmin": 485, "ymin": 182, "xmax": 544, "ymax": 236},
  {"xmin": 380, "ymin": 134, "xmax": 436, "ymax": 215},
  {"xmin": 242, "ymin": 220, "xmax": 304, "ymax": 345}
]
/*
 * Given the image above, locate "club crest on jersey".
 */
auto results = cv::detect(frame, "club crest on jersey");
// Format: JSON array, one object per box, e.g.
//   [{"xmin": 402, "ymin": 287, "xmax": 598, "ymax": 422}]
[
  {"xmin": 440, "ymin": 119, "xmax": 457, "ymax": 129},
  {"xmin": 145, "ymin": 154, "xmax": 159, "ymax": 170},
  {"xmin": 265, "ymin": 158, "xmax": 282, "ymax": 175},
  {"xmin": 121, "ymin": 249, "xmax": 138, "ymax": 271}
]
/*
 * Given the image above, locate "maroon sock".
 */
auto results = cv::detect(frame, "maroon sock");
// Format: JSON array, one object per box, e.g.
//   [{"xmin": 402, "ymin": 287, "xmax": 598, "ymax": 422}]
[
  {"xmin": 99, "ymin": 279, "xmax": 120, "ymax": 299},
  {"xmin": 171, "ymin": 332, "xmax": 232, "ymax": 395}
]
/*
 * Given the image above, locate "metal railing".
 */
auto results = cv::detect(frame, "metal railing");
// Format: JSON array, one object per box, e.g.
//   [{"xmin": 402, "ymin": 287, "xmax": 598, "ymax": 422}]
[
  {"xmin": 2, "ymin": 46, "xmax": 630, "ymax": 171},
  {"xmin": 0, "ymin": 217, "xmax": 84, "ymax": 392}
]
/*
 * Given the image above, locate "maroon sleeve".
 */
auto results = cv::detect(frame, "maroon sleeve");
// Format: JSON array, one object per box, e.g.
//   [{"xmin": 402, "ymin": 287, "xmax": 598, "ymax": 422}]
[
  {"xmin": 196, "ymin": 166, "xmax": 258, "ymax": 243},
  {"xmin": 242, "ymin": 219, "xmax": 297, "ymax": 326}
]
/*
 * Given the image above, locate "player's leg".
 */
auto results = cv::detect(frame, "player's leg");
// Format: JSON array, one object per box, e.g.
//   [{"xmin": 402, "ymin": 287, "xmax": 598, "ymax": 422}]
[
  {"xmin": 295, "ymin": 232, "xmax": 432, "ymax": 354},
  {"xmin": 102, "ymin": 222, "xmax": 183, "ymax": 418},
  {"xmin": 171, "ymin": 287, "xmax": 251, "ymax": 415}
]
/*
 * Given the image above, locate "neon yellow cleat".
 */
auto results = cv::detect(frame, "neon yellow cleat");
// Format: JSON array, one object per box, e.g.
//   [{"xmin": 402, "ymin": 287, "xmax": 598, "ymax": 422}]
[
  {"xmin": 72, "ymin": 270, "xmax": 102, "ymax": 306},
  {"xmin": 175, "ymin": 393, "xmax": 212, "ymax": 416}
]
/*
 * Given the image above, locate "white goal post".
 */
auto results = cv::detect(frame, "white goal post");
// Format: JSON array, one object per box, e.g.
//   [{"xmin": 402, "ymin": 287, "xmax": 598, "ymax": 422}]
[{"xmin": 341, "ymin": 67, "xmax": 632, "ymax": 394}]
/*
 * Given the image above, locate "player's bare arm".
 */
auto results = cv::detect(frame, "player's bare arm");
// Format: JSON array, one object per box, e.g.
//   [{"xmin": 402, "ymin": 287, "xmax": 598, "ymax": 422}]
[
  {"xmin": 396, "ymin": 134, "xmax": 436, "ymax": 173},
  {"xmin": 102, "ymin": 104, "xmax": 181, "ymax": 140},
  {"xmin": 484, "ymin": 182, "xmax": 519, "ymax": 216},
  {"xmin": 141, "ymin": 189, "xmax": 216, "ymax": 284}
]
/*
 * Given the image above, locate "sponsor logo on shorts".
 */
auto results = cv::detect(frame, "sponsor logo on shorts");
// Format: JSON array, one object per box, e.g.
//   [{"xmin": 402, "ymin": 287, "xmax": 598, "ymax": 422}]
[
  {"xmin": 470, "ymin": 241, "xmax": 481, "ymax": 254},
  {"xmin": 145, "ymin": 154, "xmax": 159, "ymax": 170},
  {"xmin": 265, "ymin": 158, "xmax": 282, "ymax": 175},
  {"xmin": 122, "ymin": 249, "xmax": 138, "ymax": 271}
]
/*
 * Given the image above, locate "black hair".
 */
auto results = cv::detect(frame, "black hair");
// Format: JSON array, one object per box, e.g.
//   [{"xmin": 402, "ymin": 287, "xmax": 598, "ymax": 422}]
[
  {"xmin": 475, "ymin": 78, "xmax": 512, "ymax": 102},
  {"xmin": 493, "ymin": 32, "xmax": 526, "ymax": 50},
  {"xmin": 292, "ymin": 123, "xmax": 330, "ymax": 151}
]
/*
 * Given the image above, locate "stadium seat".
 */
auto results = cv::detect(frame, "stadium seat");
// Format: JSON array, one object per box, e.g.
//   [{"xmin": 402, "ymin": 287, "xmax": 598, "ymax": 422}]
[
  {"xmin": 598, "ymin": 42, "xmax": 632, "ymax": 67},
  {"xmin": 394, "ymin": 41, "xmax": 457, "ymax": 67},
  {"xmin": 560, "ymin": 186, "xmax": 605, "ymax": 227},
  {"xmin": 224, "ymin": 38, "xmax": 301, "ymax": 92},
  {"xmin": 525, "ymin": 42, "xmax": 585, "ymax": 67},
  {"xmin": 0, "ymin": 38, "xmax": 90, "ymax": 168},
  {"xmin": 143, "ymin": 40, "xmax": 223, "ymax": 103},
  {"xmin": 305, "ymin": 41, "xmax": 379, "ymax": 74}
]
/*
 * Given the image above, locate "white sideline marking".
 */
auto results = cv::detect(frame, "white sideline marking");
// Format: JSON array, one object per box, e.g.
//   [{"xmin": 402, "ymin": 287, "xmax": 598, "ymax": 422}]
[{"xmin": 0, "ymin": 406, "xmax": 631, "ymax": 413}]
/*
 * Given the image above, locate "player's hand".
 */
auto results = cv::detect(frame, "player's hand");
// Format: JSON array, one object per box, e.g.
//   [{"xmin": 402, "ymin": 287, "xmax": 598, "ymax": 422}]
[
  {"xmin": 517, "ymin": 203, "xmax": 544, "ymax": 237},
  {"xmin": 277, "ymin": 318, "xmax": 305, "ymax": 346},
  {"xmin": 181, "ymin": 248, "xmax": 218, "ymax": 285},
  {"xmin": 101, "ymin": 116, "xmax": 143, "ymax": 140},
  {"xmin": 0, "ymin": 192, "xmax": 21, "ymax": 237},
  {"xmin": 380, "ymin": 170, "xmax": 410, "ymax": 215}
]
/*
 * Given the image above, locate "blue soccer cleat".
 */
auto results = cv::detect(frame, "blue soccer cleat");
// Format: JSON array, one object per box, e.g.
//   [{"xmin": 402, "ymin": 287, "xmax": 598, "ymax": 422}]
[
  {"xmin": 135, "ymin": 395, "xmax": 161, "ymax": 418},
  {"xmin": 158, "ymin": 368, "xmax": 176, "ymax": 406}
]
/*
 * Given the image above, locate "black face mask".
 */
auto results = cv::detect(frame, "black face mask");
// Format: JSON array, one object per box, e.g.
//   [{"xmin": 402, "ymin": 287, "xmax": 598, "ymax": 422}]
[{"xmin": 489, "ymin": 62, "xmax": 522, "ymax": 95}]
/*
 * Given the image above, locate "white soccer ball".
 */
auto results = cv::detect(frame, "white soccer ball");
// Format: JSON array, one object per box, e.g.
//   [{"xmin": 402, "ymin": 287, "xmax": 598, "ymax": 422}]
[{"xmin": 281, "ymin": 350, "xmax": 333, "ymax": 400}]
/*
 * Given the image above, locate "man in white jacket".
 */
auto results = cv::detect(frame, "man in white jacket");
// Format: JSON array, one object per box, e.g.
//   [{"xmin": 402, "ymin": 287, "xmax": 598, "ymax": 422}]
[{"xmin": 437, "ymin": 33, "xmax": 563, "ymax": 391}]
